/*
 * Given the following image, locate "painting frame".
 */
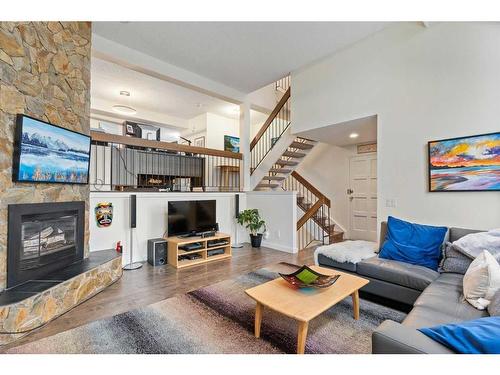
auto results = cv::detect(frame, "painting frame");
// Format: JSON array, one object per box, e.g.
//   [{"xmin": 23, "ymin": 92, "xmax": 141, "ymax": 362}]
[
  {"xmin": 12, "ymin": 114, "xmax": 91, "ymax": 185},
  {"xmin": 224, "ymin": 135, "xmax": 240, "ymax": 153},
  {"xmin": 194, "ymin": 136, "xmax": 205, "ymax": 148},
  {"xmin": 428, "ymin": 131, "xmax": 500, "ymax": 192}
]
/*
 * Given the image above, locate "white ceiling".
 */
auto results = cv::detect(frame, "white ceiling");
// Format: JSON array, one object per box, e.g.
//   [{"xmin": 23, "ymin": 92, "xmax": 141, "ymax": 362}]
[
  {"xmin": 297, "ymin": 115, "xmax": 377, "ymax": 147},
  {"xmin": 91, "ymin": 57, "xmax": 241, "ymax": 120},
  {"xmin": 92, "ymin": 22, "xmax": 389, "ymax": 92}
]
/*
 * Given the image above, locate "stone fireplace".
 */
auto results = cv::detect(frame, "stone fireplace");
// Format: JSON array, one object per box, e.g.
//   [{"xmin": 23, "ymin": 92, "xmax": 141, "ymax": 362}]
[{"xmin": 7, "ymin": 201, "xmax": 85, "ymax": 289}]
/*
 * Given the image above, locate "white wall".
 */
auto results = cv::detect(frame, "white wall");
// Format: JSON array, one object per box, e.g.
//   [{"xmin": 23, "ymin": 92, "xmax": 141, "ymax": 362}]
[
  {"xmin": 182, "ymin": 112, "xmax": 240, "ymax": 150},
  {"xmin": 89, "ymin": 191, "xmax": 298, "ymax": 264},
  {"xmin": 292, "ymin": 22, "xmax": 500, "ymax": 230},
  {"xmin": 206, "ymin": 113, "xmax": 239, "ymax": 150},
  {"xmin": 295, "ymin": 143, "xmax": 357, "ymax": 234},
  {"xmin": 246, "ymin": 191, "xmax": 298, "ymax": 253},
  {"xmin": 90, "ymin": 192, "xmax": 246, "ymax": 265}
]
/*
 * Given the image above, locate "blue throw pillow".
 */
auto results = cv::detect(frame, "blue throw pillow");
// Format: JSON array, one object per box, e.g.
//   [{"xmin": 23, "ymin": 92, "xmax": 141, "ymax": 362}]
[
  {"xmin": 419, "ymin": 317, "xmax": 500, "ymax": 354},
  {"xmin": 379, "ymin": 216, "xmax": 447, "ymax": 271}
]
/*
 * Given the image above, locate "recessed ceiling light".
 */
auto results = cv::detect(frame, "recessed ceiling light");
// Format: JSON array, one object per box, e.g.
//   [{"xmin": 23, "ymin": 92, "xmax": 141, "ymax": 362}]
[
  {"xmin": 120, "ymin": 91, "xmax": 131, "ymax": 97},
  {"xmin": 112, "ymin": 105, "xmax": 137, "ymax": 115},
  {"xmin": 349, "ymin": 133, "xmax": 359, "ymax": 139}
]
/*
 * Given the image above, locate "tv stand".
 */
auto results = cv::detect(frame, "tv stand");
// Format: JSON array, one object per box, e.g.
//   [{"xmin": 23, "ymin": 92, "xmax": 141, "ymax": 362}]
[{"xmin": 166, "ymin": 233, "xmax": 232, "ymax": 269}]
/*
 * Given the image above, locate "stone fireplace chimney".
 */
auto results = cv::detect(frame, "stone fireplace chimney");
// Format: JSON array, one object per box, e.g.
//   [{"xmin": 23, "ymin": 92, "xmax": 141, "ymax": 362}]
[{"xmin": 0, "ymin": 22, "xmax": 91, "ymax": 292}]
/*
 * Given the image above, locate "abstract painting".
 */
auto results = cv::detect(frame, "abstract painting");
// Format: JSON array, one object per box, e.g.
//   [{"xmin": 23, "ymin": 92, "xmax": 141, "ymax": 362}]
[{"xmin": 428, "ymin": 132, "xmax": 500, "ymax": 191}]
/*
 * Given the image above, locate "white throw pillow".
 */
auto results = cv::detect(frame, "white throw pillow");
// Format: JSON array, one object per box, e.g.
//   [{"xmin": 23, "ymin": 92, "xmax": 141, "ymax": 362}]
[{"xmin": 463, "ymin": 250, "xmax": 500, "ymax": 310}]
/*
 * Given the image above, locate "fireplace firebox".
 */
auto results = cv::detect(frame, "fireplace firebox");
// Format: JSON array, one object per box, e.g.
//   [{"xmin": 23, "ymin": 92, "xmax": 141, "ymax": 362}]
[{"xmin": 7, "ymin": 201, "xmax": 85, "ymax": 289}]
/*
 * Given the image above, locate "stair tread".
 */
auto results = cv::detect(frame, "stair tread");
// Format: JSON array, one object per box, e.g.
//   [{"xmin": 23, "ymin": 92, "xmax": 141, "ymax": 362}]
[
  {"xmin": 257, "ymin": 183, "xmax": 279, "ymax": 188},
  {"xmin": 269, "ymin": 168, "xmax": 292, "ymax": 174},
  {"xmin": 283, "ymin": 150, "xmax": 306, "ymax": 158},
  {"xmin": 275, "ymin": 160, "xmax": 299, "ymax": 166},
  {"xmin": 290, "ymin": 141, "xmax": 314, "ymax": 150},
  {"xmin": 262, "ymin": 176, "xmax": 286, "ymax": 181}
]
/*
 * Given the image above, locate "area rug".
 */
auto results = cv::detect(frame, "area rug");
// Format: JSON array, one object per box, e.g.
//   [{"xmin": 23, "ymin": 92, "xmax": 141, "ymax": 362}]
[{"xmin": 7, "ymin": 263, "xmax": 406, "ymax": 354}]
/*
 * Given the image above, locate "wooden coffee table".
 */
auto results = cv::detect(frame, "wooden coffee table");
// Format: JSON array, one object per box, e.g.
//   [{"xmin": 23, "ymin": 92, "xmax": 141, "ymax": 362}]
[{"xmin": 245, "ymin": 265, "xmax": 369, "ymax": 354}]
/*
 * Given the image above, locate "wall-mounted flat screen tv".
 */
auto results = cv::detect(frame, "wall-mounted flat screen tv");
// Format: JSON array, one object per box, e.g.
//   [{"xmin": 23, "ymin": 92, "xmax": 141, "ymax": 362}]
[{"xmin": 13, "ymin": 114, "xmax": 91, "ymax": 184}]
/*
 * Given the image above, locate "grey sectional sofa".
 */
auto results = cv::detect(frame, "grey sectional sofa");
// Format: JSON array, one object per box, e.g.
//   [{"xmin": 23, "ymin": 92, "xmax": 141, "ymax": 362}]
[{"xmin": 317, "ymin": 223, "xmax": 488, "ymax": 354}]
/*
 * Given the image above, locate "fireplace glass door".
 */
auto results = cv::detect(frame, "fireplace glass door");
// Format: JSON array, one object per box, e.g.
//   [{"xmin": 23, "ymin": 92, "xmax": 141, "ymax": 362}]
[{"xmin": 20, "ymin": 213, "xmax": 78, "ymax": 271}]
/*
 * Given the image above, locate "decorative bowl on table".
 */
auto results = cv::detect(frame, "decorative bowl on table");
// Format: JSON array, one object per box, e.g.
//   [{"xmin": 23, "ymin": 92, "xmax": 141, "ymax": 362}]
[{"xmin": 279, "ymin": 265, "xmax": 340, "ymax": 288}]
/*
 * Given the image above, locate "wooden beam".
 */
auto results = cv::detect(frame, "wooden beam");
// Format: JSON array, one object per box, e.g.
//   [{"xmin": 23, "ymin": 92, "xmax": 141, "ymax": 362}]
[
  {"xmin": 91, "ymin": 131, "xmax": 242, "ymax": 160},
  {"xmin": 250, "ymin": 87, "xmax": 291, "ymax": 150}
]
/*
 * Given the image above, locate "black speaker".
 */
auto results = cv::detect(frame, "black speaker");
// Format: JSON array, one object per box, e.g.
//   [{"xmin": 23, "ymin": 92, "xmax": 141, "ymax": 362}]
[
  {"xmin": 130, "ymin": 194, "xmax": 136, "ymax": 229},
  {"xmin": 147, "ymin": 238, "xmax": 167, "ymax": 266},
  {"xmin": 235, "ymin": 194, "xmax": 240, "ymax": 219}
]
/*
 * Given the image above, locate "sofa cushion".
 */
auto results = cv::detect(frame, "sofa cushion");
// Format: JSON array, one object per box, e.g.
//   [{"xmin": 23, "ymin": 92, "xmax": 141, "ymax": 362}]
[
  {"xmin": 488, "ymin": 289, "xmax": 500, "ymax": 316},
  {"xmin": 449, "ymin": 227, "xmax": 484, "ymax": 242},
  {"xmin": 440, "ymin": 242, "xmax": 473, "ymax": 275},
  {"xmin": 379, "ymin": 216, "xmax": 448, "ymax": 271},
  {"xmin": 418, "ymin": 317, "xmax": 500, "ymax": 354},
  {"xmin": 357, "ymin": 256, "xmax": 439, "ymax": 291},
  {"xmin": 317, "ymin": 254, "xmax": 357, "ymax": 272},
  {"xmin": 463, "ymin": 250, "xmax": 500, "ymax": 310},
  {"xmin": 412, "ymin": 273, "xmax": 488, "ymax": 324}
]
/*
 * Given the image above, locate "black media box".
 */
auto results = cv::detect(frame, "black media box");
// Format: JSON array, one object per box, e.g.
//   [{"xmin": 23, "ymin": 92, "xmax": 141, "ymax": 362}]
[{"xmin": 147, "ymin": 238, "xmax": 167, "ymax": 266}]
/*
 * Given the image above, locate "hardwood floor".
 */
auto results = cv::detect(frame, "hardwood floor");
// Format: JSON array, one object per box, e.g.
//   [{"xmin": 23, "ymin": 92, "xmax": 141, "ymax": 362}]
[{"xmin": 2, "ymin": 245, "xmax": 316, "ymax": 352}]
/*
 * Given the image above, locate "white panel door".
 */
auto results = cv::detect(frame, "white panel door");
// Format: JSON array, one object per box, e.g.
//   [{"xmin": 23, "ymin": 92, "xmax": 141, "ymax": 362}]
[{"xmin": 349, "ymin": 154, "xmax": 377, "ymax": 241}]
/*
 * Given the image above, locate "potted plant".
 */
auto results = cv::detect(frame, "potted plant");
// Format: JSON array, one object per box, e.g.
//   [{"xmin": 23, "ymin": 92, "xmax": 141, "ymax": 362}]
[{"xmin": 237, "ymin": 209, "xmax": 266, "ymax": 248}]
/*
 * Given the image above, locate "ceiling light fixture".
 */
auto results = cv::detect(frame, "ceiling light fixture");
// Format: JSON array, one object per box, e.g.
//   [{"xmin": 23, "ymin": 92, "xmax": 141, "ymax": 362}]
[
  {"xmin": 112, "ymin": 105, "xmax": 137, "ymax": 115},
  {"xmin": 349, "ymin": 133, "xmax": 359, "ymax": 139}
]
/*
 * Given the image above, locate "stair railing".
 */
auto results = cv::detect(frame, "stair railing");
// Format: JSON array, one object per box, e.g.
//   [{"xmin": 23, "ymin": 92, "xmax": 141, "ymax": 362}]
[
  {"xmin": 282, "ymin": 171, "xmax": 332, "ymax": 249},
  {"xmin": 250, "ymin": 87, "xmax": 291, "ymax": 173}
]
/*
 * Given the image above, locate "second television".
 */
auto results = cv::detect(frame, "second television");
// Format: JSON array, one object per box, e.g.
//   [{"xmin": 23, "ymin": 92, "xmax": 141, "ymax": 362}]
[{"xmin": 167, "ymin": 200, "xmax": 217, "ymax": 237}]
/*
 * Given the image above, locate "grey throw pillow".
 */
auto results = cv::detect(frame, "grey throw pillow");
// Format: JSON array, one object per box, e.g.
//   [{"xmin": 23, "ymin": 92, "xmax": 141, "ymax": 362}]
[
  {"xmin": 488, "ymin": 289, "xmax": 500, "ymax": 316},
  {"xmin": 439, "ymin": 242, "xmax": 473, "ymax": 275}
]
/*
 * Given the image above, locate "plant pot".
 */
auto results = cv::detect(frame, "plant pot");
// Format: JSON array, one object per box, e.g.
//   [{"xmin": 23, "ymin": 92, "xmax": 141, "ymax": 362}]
[{"xmin": 250, "ymin": 233, "xmax": 263, "ymax": 248}]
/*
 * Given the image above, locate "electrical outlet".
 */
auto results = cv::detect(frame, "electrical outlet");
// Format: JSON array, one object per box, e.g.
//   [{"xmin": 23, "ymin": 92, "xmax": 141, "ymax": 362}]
[{"xmin": 385, "ymin": 198, "xmax": 397, "ymax": 208}]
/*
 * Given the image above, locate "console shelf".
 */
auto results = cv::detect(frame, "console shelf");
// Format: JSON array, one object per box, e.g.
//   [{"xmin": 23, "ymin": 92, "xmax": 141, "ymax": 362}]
[{"xmin": 166, "ymin": 233, "xmax": 232, "ymax": 269}]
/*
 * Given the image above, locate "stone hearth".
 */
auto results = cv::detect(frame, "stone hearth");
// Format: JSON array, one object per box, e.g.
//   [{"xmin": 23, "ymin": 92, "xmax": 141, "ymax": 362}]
[{"xmin": 0, "ymin": 250, "xmax": 122, "ymax": 346}]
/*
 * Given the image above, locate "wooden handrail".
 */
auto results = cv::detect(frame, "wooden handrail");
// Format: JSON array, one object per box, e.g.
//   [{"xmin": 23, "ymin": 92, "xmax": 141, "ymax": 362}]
[
  {"xmin": 91, "ymin": 131, "xmax": 242, "ymax": 160},
  {"xmin": 291, "ymin": 171, "xmax": 331, "ymax": 207},
  {"xmin": 297, "ymin": 199, "xmax": 324, "ymax": 230},
  {"xmin": 250, "ymin": 87, "xmax": 291, "ymax": 150}
]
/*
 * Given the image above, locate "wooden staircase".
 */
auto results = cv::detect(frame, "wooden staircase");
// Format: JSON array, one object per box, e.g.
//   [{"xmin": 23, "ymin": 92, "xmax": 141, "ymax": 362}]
[
  {"xmin": 287, "ymin": 171, "xmax": 344, "ymax": 248},
  {"xmin": 249, "ymin": 80, "xmax": 344, "ymax": 248},
  {"xmin": 255, "ymin": 137, "xmax": 317, "ymax": 191}
]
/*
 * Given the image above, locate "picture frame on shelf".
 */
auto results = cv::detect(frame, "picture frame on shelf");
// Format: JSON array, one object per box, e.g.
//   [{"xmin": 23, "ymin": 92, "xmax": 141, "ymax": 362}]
[{"xmin": 194, "ymin": 136, "xmax": 205, "ymax": 148}]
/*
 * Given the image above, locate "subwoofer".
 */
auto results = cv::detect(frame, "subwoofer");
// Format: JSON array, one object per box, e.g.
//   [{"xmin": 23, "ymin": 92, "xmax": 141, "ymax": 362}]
[{"xmin": 147, "ymin": 238, "xmax": 167, "ymax": 266}]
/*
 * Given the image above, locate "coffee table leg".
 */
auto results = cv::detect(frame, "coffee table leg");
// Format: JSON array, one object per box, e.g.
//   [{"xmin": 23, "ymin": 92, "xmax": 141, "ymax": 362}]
[
  {"xmin": 297, "ymin": 321, "xmax": 309, "ymax": 354},
  {"xmin": 254, "ymin": 302, "xmax": 263, "ymax": 338},
  {"xmin": 351, "ymin": 290, "xmax": 360, "ymax": 320}
]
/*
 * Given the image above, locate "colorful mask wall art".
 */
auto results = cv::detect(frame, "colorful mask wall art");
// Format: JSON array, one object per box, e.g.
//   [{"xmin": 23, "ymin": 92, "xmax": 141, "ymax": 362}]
[{"xmin": 95, "ymin": 202, "xmax": 113, "ymax": 227}]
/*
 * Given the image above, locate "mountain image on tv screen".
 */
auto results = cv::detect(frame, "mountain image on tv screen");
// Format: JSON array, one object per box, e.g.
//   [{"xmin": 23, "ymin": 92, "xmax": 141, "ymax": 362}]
[{"xmin": 15, "ymin": 116, "xmax": 91, "ymax": 184}]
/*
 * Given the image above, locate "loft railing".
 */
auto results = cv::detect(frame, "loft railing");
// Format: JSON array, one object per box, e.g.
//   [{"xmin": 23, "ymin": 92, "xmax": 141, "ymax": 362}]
[
  {"xmin": 282, "ymin": 171, "xmax": 332, "ymax": 249},
  {"xmin": 275, "ymin": 75, "xmax": 291, "ymax": 93},
  {"xmin": 89, "ymin": 131, "xmax": 242, "ymax": 192},
  {"xmin": 250, "ymin": 87, "xmax": 291, "ymax": 172}
]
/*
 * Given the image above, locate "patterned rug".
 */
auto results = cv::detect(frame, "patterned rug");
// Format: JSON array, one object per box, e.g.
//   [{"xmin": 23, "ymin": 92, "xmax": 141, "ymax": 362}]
[{"xmin": 7, "ymin": 263, "xmax": 406, "ymax": 354}]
